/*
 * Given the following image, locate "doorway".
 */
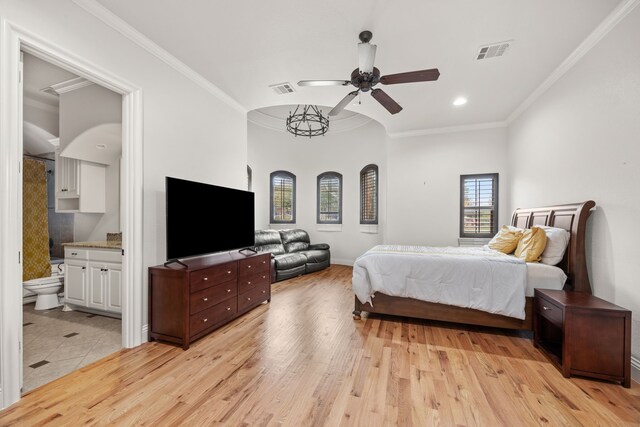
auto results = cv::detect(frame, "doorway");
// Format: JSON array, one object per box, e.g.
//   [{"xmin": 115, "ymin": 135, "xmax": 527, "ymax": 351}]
[{"xmin": 0, "ymin": 24, "xmax": 143, "ymax": 408}]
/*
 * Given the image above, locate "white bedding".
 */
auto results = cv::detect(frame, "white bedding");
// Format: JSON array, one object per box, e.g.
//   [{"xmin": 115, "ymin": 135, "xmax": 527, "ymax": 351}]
[
  {"xmin": 352, "ymin": 245, "xmax": 528, "ymax": 319},
  {"xmin": 526, "ymin": 262, "xmax": 567, "ymax": 296}
]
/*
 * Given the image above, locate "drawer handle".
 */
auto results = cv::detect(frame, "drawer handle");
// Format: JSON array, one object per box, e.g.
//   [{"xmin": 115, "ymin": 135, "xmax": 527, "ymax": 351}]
[
  {"xmin": 247, "ymin": 297, "xmax": 251, "ymax": 301},
  {"xmin": 262, "ymin": 260, "xmax": 266, "ymax": 264},
  {"xmin": 262, "ymin": 275, "xmax": 266, "ymax": 279},
  {"xmin": 71, "ymin": 252, "xmax": 78, "ymax": 256},
  {"xmin": 226, "ymin": 307, "xmax": 231, "ymax": 311},
  {"xmin": 542, "ymin": 306, "xmax": 552, "ymax": 311},
  {"xmin": 203, "ymin": 297, "xmax": 208, "ymax": 302},
  {"xmin": 203, "ymin": 277, "xmax": 208, "ymax": 281},
  {"xmin": 82, "ymin": 266, "xmax": 86, "ymax": 270},
  {"xmin": 262, "ymin": 290, "xmax": 266, "ymax": 294},
  {"xmin": 227, "ymin": 270, "xmax": 232, "ymax": 274},
  {"xmin": 247, "ymin": 281, "xmax": 251, "ymax": 285},
  {"xmin": 227, "ymin": 289, "xmax": 231, "ymax": 293},
  {"xmin": 247, "ymin": 265, "xmax": 252, "ymax": 269},
  {"xmin": 203, "ymin": 318, "xmax": 208, "ymax": 322}
]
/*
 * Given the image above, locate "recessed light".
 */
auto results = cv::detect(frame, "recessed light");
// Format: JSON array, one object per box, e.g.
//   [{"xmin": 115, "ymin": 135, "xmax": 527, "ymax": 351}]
[
  {"xmin": 96, "ymin": 144, "xmax": 107, "ymax": 149},
  {"xmin": 453, "ymin": 97, "xmax": 468, "ymax": 106}
]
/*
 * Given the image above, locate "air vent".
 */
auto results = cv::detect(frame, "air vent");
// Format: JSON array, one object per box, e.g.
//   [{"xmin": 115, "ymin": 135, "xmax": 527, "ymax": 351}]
[
  {"xmin": 476, "ymin": 41, "xmax": 512, "ymax": 60},
  {"xmin": 269, "ymin": 82, "xmax": 295, "ymax": 95}
]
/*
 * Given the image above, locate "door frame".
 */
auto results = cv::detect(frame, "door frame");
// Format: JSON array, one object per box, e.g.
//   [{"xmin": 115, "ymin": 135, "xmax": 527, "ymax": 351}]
[{"xmin": 0, "ymin": 20, "xmax": 144, "ymax": 408}]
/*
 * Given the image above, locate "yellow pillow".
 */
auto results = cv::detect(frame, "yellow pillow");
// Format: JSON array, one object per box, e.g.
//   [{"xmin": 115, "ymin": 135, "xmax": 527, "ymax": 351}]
[
  {"xmin": 515, "ymin": 226, "xmax": 548, "ymax": 262},
  {"xmin": 488, "ymin": 225, "xmax": 524, "ymax": 254}
]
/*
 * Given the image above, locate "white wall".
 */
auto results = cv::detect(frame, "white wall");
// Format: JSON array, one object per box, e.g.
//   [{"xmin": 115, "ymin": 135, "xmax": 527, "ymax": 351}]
[
  {"xmin": 386, "ymin": 127, "xmax": 509, "ymax": 246},
  {"xmin": 508, "ymin": 7, "xmax": 640, "ymax": 358},
  {"xmin": 248, "ymin": 120, "xmax": 387, "ymax": 265},
  {"xmin": 1, "ymin": 1, "xmax": 247, "ymax": 333},
  {"xmin": 74, "ymin": 160, "xmax": 120, "ymax": 241}
]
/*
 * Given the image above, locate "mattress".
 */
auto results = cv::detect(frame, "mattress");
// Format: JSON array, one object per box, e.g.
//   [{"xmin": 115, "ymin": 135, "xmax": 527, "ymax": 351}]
[{"xmin": 525, "ymin": 262, "xmax": 567, "ymax": 297}]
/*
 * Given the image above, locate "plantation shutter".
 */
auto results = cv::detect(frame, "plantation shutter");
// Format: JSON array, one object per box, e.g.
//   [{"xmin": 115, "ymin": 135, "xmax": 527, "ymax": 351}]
[
  {"xmin": 271, "ymin": 171, "xmax": 296, "ymax": 223},
  {"xmin": 360, "ymin": 165, "xmax": 378, "ymax": 224},
  {"xmin": 460, "ymin": 173, "xmax": 498, "ymax": 238},
  {"xmin": 317, "ymin": 173, "xmax": 342, "ymax": 224}
]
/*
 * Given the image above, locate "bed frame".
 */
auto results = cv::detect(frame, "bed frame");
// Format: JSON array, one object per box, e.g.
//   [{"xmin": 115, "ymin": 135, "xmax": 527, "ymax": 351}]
[{"xmin": 353, "ymin": 200, "xmax": 596, "ymax": 330}]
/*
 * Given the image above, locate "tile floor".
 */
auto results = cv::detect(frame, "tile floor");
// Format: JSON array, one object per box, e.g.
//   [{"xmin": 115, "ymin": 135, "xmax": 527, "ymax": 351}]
[{"xmin": 22, "ymin": 303, "xmax": 122, "ymax": 393}]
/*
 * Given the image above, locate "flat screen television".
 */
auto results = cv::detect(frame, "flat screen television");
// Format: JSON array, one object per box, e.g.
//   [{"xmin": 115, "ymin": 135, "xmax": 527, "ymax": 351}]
[{"xmin": 165, "ymin": 176, "xmax": 255, "ymax": 261}]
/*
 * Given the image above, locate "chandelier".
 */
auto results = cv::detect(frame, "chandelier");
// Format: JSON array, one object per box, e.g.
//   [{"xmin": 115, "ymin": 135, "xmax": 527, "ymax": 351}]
[{"xmin": 286, "ymin": 105, "xmax": 329, "ymax": 138}]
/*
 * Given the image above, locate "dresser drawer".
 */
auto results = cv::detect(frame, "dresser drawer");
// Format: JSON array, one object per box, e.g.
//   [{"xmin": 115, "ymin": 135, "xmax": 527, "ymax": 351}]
[
  {"xmin": 190, "ymin": 280, "xmax": 237, "ymax": 314},
  {"xmin": 238, "ymin": 255, "xmax": 270, "ymax": 278},
  {"xmin": 190, "ymin": 297, "xmax": 237, "ymax": 337},
  {"xmin": 238, "ymin": 282, "xmax": 270, "ymax": 312},
  {"xmin": 238, "ymin": 271, "xmax": 270, "ymax": 294},
  {"xmin": 190, "ymin": 263, "xmax": 237, "ymax": 292},
  {"xmin": 537, "ymin": 296, "xmax": 563, "ymax": 327}
]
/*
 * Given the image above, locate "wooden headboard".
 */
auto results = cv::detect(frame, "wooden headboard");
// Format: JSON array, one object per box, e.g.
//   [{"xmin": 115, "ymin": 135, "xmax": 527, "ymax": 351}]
[{"xmin": 510, "ymin": 201, "xmax": 595, "ymax": 294}]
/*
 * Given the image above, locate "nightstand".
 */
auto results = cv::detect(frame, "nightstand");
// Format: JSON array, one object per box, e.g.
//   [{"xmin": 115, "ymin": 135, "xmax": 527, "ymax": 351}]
[{"xmin": 533, "ymin": 289, "xmax": 631, "ymax": 388}]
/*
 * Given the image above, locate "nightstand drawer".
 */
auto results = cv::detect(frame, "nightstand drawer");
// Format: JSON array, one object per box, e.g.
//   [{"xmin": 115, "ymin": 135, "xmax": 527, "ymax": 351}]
[
  {"xmin": 537, "ymin": 296, "xmax": 563, "ymax": 327},
  {"xmin": 238, "ymin": 271, "xmax": 270, "ymax": 294}
]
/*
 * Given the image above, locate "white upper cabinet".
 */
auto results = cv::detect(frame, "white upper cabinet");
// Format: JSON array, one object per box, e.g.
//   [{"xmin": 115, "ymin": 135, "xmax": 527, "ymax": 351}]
[{"xmin": 55, "ymin": 149, "xmax": 106, "ymax": 213}]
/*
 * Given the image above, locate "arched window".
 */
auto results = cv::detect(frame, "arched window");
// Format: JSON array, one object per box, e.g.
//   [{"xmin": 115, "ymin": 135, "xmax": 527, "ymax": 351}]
[
  {"xmin": 317, "ymin": 172, "xmax": 343, "ymax": 224},
  {"xmin": 270, "ymin": 171, "xmax": 296, "ymax": 223},
  {"xmin": 360, "ymin": 164, "xmax": 378, "ymax": 224}
]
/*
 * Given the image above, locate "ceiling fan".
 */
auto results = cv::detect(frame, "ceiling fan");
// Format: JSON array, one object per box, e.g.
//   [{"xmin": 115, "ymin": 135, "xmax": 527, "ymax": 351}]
[{"xmin": 298, "ymin": 30, "xmax": 440, "ymax": 116}]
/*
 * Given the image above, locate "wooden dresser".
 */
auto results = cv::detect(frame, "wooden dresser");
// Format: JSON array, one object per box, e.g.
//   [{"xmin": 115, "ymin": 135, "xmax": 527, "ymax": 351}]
[
  {"xmin": 534, "ymin": 289, "xmax": 631, "ymax": 388},
  {"xmin": 148, "ymin": 251, "xmax": 271, "ymax": 349}
]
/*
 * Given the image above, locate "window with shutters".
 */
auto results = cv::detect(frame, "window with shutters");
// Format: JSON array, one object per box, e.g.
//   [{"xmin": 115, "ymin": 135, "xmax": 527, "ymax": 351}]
[
  {"xmin": 270, "ymin": 171, "xmax": 296, "ymax": 223},
  {"xmin": 317, "ymin": 172, "xmax": 342, "ymax": 224},
  {"xmin": 360, "ymin": 164, "xmax": 378, "ymax": 224},
  {"xmin": 460, "ymin": 173, "xmax": 498, "ymax": 238}
]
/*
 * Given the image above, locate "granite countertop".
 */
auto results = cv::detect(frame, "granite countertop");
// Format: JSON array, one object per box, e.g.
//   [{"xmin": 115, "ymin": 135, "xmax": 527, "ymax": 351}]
[{"xmin": 62, "ymin": 241, "xmax": 122, "ymax": 250}]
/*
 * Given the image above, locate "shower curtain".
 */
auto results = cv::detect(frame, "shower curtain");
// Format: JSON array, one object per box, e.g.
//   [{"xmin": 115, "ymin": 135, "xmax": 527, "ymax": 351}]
[{"xmin": 23, "ymin": 158, "xmax": 51, "ymax": 281}]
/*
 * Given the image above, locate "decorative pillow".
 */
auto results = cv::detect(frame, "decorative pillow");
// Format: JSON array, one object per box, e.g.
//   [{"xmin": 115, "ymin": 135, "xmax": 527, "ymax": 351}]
[
  {"xmin": 514, "ymin": 226, "xmax": 548, "ymax": 262},
  {"xmin": 487, "ymin": 225, "xmax": 524, "ymax": 254},
  {"xmin": 537, "ymin": 225, "xmax": 570, "ymax": 265}
]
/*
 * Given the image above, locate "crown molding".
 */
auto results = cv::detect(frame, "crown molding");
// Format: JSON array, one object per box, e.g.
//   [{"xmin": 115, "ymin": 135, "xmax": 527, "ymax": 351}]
[
  {"xmin": 507, "ymin": 0, "xmax": 640, "ymax": 124},
  {"xmin": 42, "ymin": 76, "xmax": 93, "ymax": 95},
  {"xmin": 72, "ymin": 0, "xmax": 247, "ymax": 114},
  {"xmin": 387, "ymin": 121, "xmax": 507, "ymax": 139},
  {"xmin": 248, "ymin": 109, "xmax": 372, "ymax": 135}
]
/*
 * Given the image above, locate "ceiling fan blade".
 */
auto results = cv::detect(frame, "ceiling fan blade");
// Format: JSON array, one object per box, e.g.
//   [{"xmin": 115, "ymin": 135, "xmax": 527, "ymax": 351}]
[
  {"xmin": 380, "ymin": 68, "xmax": 440, "ymax": 85},
  {"xmin": 329, "ymin": 91, "xmax": 359, "ymax": 116},
  {"xmin": 358, "ymin": 42, "xmax": 377, "ymax": 75},
  {"xmin": 371, "ymin": 89, "xmax": 402, "ymax": 114},
  {"xmin": 297, "ymin": 80, "xmax": 350, "ymax": 87}
]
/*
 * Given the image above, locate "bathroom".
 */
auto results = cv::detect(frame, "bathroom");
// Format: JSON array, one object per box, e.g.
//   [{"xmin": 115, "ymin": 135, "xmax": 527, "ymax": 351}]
[{"xmin": 21, "ymin": 53, "xmax": 124, "ymax": 393}]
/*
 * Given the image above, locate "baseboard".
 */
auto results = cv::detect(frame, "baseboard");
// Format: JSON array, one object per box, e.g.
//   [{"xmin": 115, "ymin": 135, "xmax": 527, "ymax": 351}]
[
  {"xmin": 331, "ymin": 258, "xmax": 354, "ymax": 266},
  {"xmin": 141, "ymin": 324, "xmax": 149, "ymax": 342},
  {"xmin": 631, "ymin": 356, "xmax": 640, "ymax": 383},
  {"xmin": 22, "ymin": 296, "xmax": 36, "ymax": 305}
]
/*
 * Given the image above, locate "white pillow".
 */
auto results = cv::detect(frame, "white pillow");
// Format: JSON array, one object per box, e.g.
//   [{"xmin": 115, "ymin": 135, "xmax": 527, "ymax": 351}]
[{"xmin": 537, "ymin": 225, "xmax": 570, "ymax": 265}]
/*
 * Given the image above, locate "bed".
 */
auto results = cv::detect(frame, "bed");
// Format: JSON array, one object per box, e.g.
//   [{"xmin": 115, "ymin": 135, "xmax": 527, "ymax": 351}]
[{"xmin": 351, "ymin": 201, "xmax": 595, "ymax": 330}]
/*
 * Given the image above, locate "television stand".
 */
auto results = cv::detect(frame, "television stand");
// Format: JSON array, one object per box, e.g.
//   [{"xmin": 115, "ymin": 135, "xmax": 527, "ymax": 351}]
[
  {"xmin": 149, "ymin": 251, "xmax": 271, "ymax": 349},
  {"xmin": 163, "ymin": 258, "xmax": 188, "ymax": 268}
]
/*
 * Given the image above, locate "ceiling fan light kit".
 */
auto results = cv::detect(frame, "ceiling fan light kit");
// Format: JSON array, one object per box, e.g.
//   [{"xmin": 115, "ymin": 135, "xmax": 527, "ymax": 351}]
[
  {"xmin": 285, "ymin": 104, "xmax": 329, "ymax": 138},
  {"xmin": 297, "ymin": 30, "xmax": 440, "ymax": 116}
]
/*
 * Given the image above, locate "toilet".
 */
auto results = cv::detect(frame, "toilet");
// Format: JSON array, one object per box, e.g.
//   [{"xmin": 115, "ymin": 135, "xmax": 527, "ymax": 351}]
[{"xmin": 23, "ymin": 275, "xmax": 64, "ymax": 310}]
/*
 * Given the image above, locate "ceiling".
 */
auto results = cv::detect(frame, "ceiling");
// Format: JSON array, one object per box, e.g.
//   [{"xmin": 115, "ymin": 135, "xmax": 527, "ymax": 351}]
[
  {"xmin": 23, "ymin": 53, "xmax": 78, "ymax": 107},
  {"xmin": 96, "ymin": 0, "xmax": 621, "ymax": 134}
]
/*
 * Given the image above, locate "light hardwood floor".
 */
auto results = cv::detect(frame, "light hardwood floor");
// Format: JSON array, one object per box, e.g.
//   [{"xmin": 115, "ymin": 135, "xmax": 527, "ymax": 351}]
[{"xmin": 1, "ymin": 265, "xmax": 639, "ymax": 426}]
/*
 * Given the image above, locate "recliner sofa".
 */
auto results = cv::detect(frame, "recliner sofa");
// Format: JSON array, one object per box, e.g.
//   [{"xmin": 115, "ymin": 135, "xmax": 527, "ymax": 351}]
[{"xmin": 254, "ymin": 229, "xmax": 331, "ymax": 282}]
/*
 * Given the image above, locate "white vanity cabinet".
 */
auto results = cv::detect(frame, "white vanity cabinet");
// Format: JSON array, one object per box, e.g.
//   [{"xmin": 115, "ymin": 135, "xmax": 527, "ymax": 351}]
[
  {"xmin": 64, "ymin": 247, "xmax": 122, "ymax": 315},
  {"xmin": 55, "ymin": 150, "xmax": 106, "ymax": 213}
]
